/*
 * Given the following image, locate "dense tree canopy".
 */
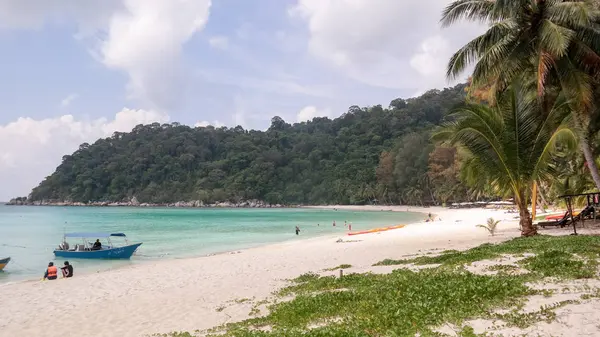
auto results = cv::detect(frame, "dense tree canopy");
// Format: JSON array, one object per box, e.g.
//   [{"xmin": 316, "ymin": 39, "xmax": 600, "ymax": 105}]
[{"xmin": 26, "ymin": 84, "xmax": 469, "ymax": 205}]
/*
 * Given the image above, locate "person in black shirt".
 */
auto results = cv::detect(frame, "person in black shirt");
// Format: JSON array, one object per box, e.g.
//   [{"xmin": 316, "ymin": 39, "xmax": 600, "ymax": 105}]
[
  {"xmin": 61, "ymin": 261, "xmax": 73, "ymax": 278},
  {"xmin": 92, "ymin": 239, "xmax": 102, "ymax": 250}
]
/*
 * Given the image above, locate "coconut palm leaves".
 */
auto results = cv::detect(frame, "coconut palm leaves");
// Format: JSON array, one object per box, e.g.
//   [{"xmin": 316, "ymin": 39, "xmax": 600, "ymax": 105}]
[
  {"xmin": 434, "ymin": 82, "xmax": 577, "ymax": 236},
  {"xmin": 442, "ymin": 0, "xmax": 600, "ymax": 190},
  {"xmin": 442, "ymin": 0, "xmax": 600, "ymax": 98}
]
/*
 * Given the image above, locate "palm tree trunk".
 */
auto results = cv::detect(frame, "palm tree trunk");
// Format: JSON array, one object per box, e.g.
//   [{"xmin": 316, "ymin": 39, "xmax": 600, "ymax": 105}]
[
  {"xmin": 580, "ymin": 136, "xmax": 600, "ymax": 191},
  {"xmin": 538, "ymin": 187, "xmax": 549, "ymax": 212},
  {"xmin": 518, "ymin": 201, "xmax": 537, "ymax": 237}
]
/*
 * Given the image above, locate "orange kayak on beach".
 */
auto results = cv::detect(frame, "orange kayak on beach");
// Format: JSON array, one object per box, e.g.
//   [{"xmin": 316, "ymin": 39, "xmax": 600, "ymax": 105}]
[
  {"xmin": 545, "ymin": 212, "xmax": 578, "ymax": 220},
  {"xmin": 348, "ymin": 224, "xmax": 405, "ymax": 236}
]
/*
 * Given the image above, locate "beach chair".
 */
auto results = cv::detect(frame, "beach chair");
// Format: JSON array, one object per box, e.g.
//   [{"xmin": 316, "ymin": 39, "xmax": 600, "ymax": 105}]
[
  {"xmin": 537, "ymin": 212, "xmax": 569, "ymax": 229},
  {"xmin": 539, "ymin": 206, "xmax": 596, "ymax": 229}
]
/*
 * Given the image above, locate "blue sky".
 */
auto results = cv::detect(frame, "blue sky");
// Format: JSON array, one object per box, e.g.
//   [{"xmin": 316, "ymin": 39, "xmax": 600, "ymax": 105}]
[{"xmin": 0, "ymin": 0, "xmax": 482, "ymax": 200}]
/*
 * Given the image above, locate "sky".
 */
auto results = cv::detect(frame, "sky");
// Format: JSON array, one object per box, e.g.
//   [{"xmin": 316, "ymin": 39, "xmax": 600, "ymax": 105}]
[{"xmin": 0, "ymin": 0, "xmax": 484, "ymax": 201}]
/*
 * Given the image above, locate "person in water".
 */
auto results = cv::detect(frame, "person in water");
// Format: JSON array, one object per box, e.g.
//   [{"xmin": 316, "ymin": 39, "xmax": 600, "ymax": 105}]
[
  {"xmin": 43, "ymin": 262, "xmax": 58, "ymax": 280},
  {"xmin": 61, "ymin": 261, "xmax": 73, "ymax": 278},
  {"xmin": 92, "ymin": 239, "xmax": 102, "ymax": 250},
  {"xmin": 295, "ymin": 226, "xmax": 300, "ymax": 235}
]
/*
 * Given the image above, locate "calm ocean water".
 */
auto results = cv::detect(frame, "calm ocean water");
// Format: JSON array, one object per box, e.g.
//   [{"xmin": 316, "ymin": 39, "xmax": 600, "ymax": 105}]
[{"xmin": 0, "ymin": 205, "xmax": 425, "ymax": 283}]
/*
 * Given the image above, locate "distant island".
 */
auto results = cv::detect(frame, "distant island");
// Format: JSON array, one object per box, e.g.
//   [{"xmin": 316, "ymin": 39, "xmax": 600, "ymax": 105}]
[{"xmin": 11, "ymin": 84, "xmax": 470, "ymax": 207}]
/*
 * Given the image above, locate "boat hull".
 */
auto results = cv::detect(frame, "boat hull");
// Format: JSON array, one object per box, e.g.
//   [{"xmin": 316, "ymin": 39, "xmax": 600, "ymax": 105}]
[
  {"xmin": 0, "ymin": 257, "xmax": 10, "ymax": 271},
  {"xmin": 54, "ymin": 243, "xmax": 142, "ymax": 259}
]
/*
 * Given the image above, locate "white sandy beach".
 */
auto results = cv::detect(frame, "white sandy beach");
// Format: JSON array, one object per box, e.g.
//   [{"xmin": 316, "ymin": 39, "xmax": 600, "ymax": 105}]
[{"xmin": 1, "ymin": 206, "xmax": 597, "ymax": 337}]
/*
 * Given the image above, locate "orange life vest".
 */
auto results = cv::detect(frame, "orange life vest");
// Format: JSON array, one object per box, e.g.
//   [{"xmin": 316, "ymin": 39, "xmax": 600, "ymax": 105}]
[{"xmin": 47, "ymin": 266, "xmax": 57, "ymax": 278}]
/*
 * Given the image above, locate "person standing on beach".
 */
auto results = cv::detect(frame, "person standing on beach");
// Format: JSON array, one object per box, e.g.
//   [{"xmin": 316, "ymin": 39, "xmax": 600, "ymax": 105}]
[{"xmin": 295, "ymin": 226, "xmax": 300, "ymax": 235}]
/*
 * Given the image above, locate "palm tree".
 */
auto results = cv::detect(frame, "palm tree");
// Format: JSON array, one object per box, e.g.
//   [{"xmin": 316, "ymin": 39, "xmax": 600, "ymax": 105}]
[
  {"xmin": 442, "ymin": 0, "xmax": 600, "ymax": 190},
  {"xmin": 433, "ymin": 82, "xmax": 577, "ymax": 236},
  {"xmin": 403, "ymin": 186, "xmax": 424, "ymax": 206},
  {"xmin": 477, "ymin": 217, "xmax": 501, "ymax": 236}
]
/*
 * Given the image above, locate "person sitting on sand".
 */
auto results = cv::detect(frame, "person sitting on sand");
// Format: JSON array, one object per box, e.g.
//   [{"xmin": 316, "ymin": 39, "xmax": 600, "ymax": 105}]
[
  {"xmin": 92, "ymin": 239, "xmax": 102, "ymax": 250},
  {"xmin": 43, "ymin": 262, "xmax": 57, "ymax": 280},
  {"xmin": 61, "ymin": 261, "xmax": 73, "ymax": 278}
]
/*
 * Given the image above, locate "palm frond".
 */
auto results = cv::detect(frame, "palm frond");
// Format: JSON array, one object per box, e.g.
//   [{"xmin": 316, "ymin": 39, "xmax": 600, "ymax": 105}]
[
  {"xmin": 440, "ymin": 0, "xmax": 497, "ymax": 27},
  {"xmin": 546, "ymin": 1, "xmax": 598, "ymax": 29},
  {"xmin": 470, "ymin": 39, "xmax": 532, "ymax": 89},
  {"xmin": 443, "ymin": 0, "xmax": 600, "ymax": 112},
  {"xmin": 555, "ymin": 57, "xmax": 594, "ymax": 109},
  {"xmin": 539, "ymin": 19, "xmax": 575, "ymax": 58},
  {"xmin": 536, "ymin": 51, "xmax": 555, "ymax": 97},
  {"xmin": 446, "ymin": 20, "xmax": 517, "ymax": 80}
]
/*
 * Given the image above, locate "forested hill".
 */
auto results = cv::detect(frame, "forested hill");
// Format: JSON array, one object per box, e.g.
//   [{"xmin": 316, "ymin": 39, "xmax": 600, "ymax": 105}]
[{"xmin": 25, "ymin": 84, "xmax": 468, "ymax": 205}]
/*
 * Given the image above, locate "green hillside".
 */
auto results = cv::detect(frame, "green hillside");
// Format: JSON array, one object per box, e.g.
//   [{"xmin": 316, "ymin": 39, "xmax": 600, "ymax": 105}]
[{"xmin": 25, "ymin": 84, "xmax": 468, "ymax": 205}]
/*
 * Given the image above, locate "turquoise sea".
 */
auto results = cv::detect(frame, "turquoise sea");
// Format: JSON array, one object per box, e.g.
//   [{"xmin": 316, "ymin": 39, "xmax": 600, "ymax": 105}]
[{"xmin": 0, "ymin": 205, "xmax": 425, "ymax": 283}]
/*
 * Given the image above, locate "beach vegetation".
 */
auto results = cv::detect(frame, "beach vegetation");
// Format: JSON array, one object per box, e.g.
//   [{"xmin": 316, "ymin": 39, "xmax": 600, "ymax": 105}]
[
  {"xmin": 477, "ymin": 218, "xmax": 500, "ymax": 236},
  {"xmin": 161, "ymin": 235, "xmax": 600, "ymax": 337},
  {"xmin": 485, "ymin": 264, "xmax": 521, "ymax": 275},
  {"xmin": 323, "ymin": 264, "xmax": 352, "ymax": 271}
]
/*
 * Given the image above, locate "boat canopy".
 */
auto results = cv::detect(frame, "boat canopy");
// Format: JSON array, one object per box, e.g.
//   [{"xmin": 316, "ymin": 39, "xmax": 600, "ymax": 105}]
[{"xmin": 64, "ymin": 232, "xmax": 127, "ymax": 238}]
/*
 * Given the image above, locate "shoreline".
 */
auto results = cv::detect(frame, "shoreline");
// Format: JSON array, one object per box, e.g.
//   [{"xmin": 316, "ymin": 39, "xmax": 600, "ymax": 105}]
[
  {"xmin": 1, "ymin": 206, "xmax": 522, "ymax": 337},
  {"xmin": 2, "ymin": 207, "xmax": 428, "ymax": 285}
]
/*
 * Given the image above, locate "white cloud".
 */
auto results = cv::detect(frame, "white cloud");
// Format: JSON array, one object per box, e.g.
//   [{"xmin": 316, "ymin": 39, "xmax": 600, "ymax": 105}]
[
  {"xmin": 0, "ymin": 0, "xmax": 213, "ymax": 110},
  {"xmin": 208, "ymin": 35, "xmax": 229, "ymax": 50},
  {"xmin": 194, "ymin": 120, "xmax": 224, "ymax": 128},
  {"xmin": 99, "ymin": 0, "xmax": 212, "ymax": 109},
  {"xmin": 60, "ymin": 93, "xmax": 78, "ymax": 108},
  {"xmin": 0, "ymin": 108, "xmax": 169, "ymax": 200},
  {"xmin": 289, "ymin": 0, "xmax": 485, "ymax": 91},
  {"xmin": 296, "ymin": 105, "xmax": 330, "ymax": 122}
]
